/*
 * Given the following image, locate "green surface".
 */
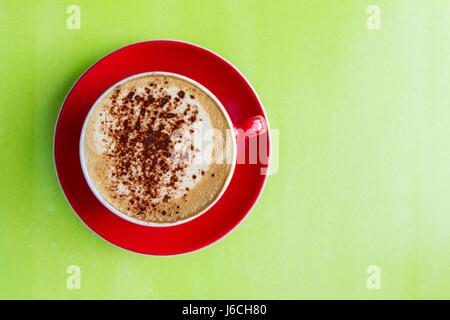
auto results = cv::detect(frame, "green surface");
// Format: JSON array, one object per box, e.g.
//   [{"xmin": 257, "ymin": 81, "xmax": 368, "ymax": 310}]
[{"xmin": 1, "ymin": 0, "xmax": 449, "ymax": 299}]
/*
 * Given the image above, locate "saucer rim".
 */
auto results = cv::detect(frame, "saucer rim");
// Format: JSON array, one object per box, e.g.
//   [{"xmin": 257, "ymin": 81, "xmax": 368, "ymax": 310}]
[{"xmin": 53, "ymin": 39, "xmax": 271, "ymax": 256}]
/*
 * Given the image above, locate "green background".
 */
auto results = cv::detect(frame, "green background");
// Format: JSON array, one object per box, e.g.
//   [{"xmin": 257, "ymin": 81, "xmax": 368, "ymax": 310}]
[{"xmin": 1, "ymin": 0, "xmax": 449, "ymax": 299}]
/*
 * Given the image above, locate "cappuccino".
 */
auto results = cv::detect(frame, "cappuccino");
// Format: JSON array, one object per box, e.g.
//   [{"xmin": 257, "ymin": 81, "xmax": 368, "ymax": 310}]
[{"xmin": 81, "ymin": 73, "xmax": 234, "ymax": 224}]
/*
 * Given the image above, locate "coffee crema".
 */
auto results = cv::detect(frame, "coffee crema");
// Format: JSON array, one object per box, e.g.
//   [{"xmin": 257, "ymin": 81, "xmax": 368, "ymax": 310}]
[{"xmin": 82, "ymin": 73, "xmax": 234, "ymax": 223}]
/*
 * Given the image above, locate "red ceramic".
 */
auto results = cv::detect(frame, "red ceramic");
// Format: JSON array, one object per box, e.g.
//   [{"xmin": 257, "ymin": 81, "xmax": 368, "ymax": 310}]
[{"xmin": 54, "ymin": 40, "xmax": 270, "ymax": 255}]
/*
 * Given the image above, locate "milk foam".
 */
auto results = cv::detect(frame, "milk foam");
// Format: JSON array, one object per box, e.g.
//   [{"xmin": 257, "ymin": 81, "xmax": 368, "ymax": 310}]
[
  {"xmin": 83, "ymin": 72, "xmax": 234, "ymax": 224},
  {"xmin": 92, "ymin": 84, "xmax": 216, "ymax": 201}
]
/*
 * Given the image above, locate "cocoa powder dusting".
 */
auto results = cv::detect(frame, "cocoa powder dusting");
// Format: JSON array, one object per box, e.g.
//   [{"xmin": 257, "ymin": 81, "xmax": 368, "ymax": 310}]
[{"xmin": 100, "ymin": 82, "xmax": 201, "ymax": 217}]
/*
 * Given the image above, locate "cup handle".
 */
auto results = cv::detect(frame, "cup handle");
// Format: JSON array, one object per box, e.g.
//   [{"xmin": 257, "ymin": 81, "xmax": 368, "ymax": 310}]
[{"xmin": 233, "ymin": 115, "xmax": 268, "ymax": 141}]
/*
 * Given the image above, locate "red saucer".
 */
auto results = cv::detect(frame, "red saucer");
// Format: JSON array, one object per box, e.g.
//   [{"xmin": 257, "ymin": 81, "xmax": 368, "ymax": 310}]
[{"xmin": 54, "ymin": 40, "xmax": 270, "ymax": 255}]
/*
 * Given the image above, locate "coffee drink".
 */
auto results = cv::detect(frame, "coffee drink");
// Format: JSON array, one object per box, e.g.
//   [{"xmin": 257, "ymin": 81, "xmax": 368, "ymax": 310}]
[{"xmin": 81, "ymin": 73, "xmax": 234, "ymax": 224}]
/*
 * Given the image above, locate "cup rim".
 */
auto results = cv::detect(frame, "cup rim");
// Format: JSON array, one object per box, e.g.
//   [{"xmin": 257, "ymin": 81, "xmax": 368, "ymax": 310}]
[{"xmin": 79, "ymin": 71, "xmax": 237, "ymax": 227}]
